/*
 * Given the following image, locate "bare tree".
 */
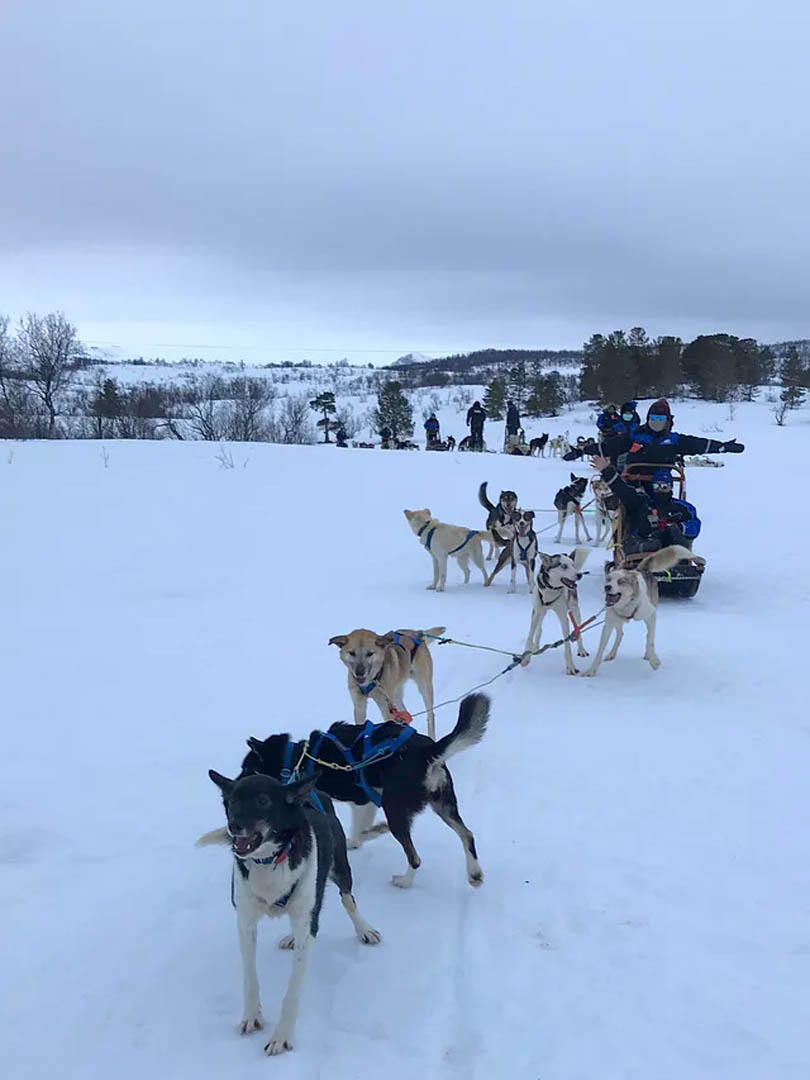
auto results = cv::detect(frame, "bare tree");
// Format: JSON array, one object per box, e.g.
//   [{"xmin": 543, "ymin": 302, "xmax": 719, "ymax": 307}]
[
  {"xmin": 226, "ymin": 378, "xmax": 276, "ymax": 442},
  {"xmin": 16, "ymin": 312, "xmax": 82, "ymax": 437},
  {"xmin": 0, "ymin": 314, "xmax": 42, "ymax": 438},
  {"xmin": 275, "ymin": 393, "xmax": 315, "ymax": 444},
  {"xmin": 186, "ymin": 376, "xmax": 229, "ymax": 441}
]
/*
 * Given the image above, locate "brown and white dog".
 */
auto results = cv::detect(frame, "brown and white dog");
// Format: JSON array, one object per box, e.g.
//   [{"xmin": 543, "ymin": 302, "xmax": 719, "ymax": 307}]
[
  {"xmin": 484, "ymin": 509, "xmax": 537, "ymax": 593},
  {"xmin": 328, "ymin": 626, "xmax": 444, "ymax": 739},
  {"xmin": 582, "ymin": 546, "xmax": 706, "ymax": 677},
  {"xmin": 404, "ymin": 508, "xmax": 489, "ymax": 591}
]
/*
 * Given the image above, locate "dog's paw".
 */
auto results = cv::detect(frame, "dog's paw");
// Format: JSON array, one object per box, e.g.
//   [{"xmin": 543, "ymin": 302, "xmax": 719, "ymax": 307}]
[
  {"xmin": 507, "ymin": 586, "xmax": 515, "ymax": 594},
  {"xmin": 468, "ymin": 867, "xmax": 484, "ymax": 887},
  {"xmin": 435, "ymin": 585, "xmax": 445, "ymax": 593},
  {"xmin": 358, "ymin": 926, "xmax": 382, "ymax": 945},
  {"xmin": 391, "ymin": 873, "xmax": 414, "ymax": 889},
  {"xmin": 520, "ymin": 654, "xmax": 531, "ymax": 667},
  {"xmin": 566, "ymin": 667, "xmax": 579, "ymax": 676},
  {"xmin": 426, "ymin": 584, "xmax": 437, "ymax": 590},
  {"xmin": 580, "ymin": 669, "xmax": 597, "ymax": 678},
  {"xmin": 264, "ymin": 1033, "xmax": 293, "ymax": 1056},
  {"xmin": 647, "ymin": 655, "xmax": 661, "ymax": 670},
  {"xmin": 240, "ymin": 1016, "xmax": 264, "ymax": 1035},
  {"xmin": 277, "ymin": 934, "xmax": 295, "ymax": 950},
  {"xmin": 346, "ymin": 837, "xmax": 362, "ymax": 850}
]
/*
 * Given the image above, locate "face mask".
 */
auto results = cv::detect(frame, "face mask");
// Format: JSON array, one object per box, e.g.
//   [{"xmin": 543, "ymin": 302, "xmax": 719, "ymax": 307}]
[
  {"xmin": 622, "ymin": 412, "xmax": 634, "ymax": 422},
  {"xmin": 648, "ymin": 417, "xmax": 668, "ymax": 433}
]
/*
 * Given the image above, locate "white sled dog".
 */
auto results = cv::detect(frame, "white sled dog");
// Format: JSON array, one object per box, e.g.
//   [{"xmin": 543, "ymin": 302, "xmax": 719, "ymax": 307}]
[
  {"xmin": 582, "ymin": 545, "xmax": 706, "ymax": 677},
  {"xmin": 522, "ymin": 548, "xmax": 591, "ymax": 676},
  {"xmin": 404, "ymin": 509, "xmax": 489, "ymax": 592}
]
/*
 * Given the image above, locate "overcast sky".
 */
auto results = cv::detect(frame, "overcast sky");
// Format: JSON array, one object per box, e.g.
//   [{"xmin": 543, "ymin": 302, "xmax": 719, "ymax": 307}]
[{"xmin": 1, "ymin": 1, "xmax": 808, "ymax": 363}]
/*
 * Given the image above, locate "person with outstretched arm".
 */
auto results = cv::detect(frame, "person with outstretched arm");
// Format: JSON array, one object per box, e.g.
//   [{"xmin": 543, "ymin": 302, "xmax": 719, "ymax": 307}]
[{"xmin": 565, "ymin": 398, "xmax": 744, "ymax": 473}]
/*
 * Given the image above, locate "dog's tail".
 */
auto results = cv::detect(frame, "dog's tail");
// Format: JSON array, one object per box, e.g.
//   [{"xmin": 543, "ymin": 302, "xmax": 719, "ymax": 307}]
[
  {"xmin": 422, "ymin": 625, "xmax": 447, "ymax": 643},
  {"xmin": 478, "ymin": 481, "xmax": 495, "ymax": 513},
  {"xmin": 195, "ymin": 827, "xmax": 230, "ymax": 848},
  {"xmin": 637, "ymin": 545, "xmax": 706, "ymax": 573},
  {"xmin": 571, "ymin": 546, "xmax": 590, "ymax": 572},
  {"xmin": 425, "ymin": 693, "xmax": 489, "ymax": 787}
]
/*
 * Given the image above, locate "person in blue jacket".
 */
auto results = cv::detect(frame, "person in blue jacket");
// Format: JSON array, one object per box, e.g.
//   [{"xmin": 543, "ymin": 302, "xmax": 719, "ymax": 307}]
[
  {"xmin": 590, "ymin": 456, "xmax": 701, "ymax": 551},
  {"xmin": 424, "ymin": 413, "xmax": 441, "ymax": 447},
  {"xmin": 567, "ymin": 398, "xmax": 744, "ymax": 477},
  {"xmin": 614, "ymin": 401, "xmax": 640, "ymax": 437}
]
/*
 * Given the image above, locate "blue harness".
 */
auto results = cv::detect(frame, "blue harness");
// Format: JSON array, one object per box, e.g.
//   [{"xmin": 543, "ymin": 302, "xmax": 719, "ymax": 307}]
[
  {"xmin": 280, "ymin": 737, "xmax": 325, "ymax": 813},
  {"xmin": 418, "ymin": 521, "xmax": 477, "ymax": 556},
  {"xmin": 514, "ymin": 535, "xmax": 534, "ymax": 562},
  {"xmin": 304, "ymin": 721, "xmax": 416, "ymax": 807}
]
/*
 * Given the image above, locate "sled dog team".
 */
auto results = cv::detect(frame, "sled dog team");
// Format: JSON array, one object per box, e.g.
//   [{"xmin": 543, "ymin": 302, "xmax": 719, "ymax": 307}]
[{"xmin": 202, "ymin": 474, "xmax": 704, "ymax": 1058}]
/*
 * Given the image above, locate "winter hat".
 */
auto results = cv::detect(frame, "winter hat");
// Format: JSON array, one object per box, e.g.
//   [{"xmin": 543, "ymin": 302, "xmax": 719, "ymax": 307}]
[
  {"xmin": 620, "ymin": 401, "xmax": 638, "ymax": 417},
  {"xmin": 651, "ymin": 468, "xmax": 673, "ymax": 487},
  {"xmin": 646, "ymin": 399, "xmax": 671, "ymax": 421}
]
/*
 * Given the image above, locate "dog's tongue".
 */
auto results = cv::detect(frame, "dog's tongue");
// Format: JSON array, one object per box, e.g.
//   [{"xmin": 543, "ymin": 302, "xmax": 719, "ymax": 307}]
[{"xmin": 233, "ymin": 834, "xmax": 257, "ymax": 856}]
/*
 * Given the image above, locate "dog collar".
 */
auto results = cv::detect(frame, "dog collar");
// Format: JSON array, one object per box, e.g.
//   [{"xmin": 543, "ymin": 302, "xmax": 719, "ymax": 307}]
[
  {"xmin": 251, "ymin": 845, "xmax": 289, "ymax": 866},
  {"xmin": 417, "ymin": 521, "xmax": 429, "ymax": 537},
  {"xmin": 354, "ymin": 667, "xmax": 384, "ymax": 695}
]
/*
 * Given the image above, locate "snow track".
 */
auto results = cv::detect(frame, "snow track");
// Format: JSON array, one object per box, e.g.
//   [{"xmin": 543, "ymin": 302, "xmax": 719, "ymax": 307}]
[{"xmin": 3, "ymin": 400, "xmax": 809, "ymax": 1078}]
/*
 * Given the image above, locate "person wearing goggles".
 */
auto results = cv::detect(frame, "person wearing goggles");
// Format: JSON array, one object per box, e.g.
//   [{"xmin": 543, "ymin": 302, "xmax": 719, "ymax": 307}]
[
  {"xmin": 589, "ymin": 458, "xmax": 700, "ymax": 551},
  {"xmin": 566, "ymin": 398, "xmax": 744, "ymax": 471}
]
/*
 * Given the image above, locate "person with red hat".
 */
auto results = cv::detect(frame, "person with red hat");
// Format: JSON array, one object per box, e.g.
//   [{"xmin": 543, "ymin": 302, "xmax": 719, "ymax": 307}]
[{"xmin": 565, "ymin": 397, "xmax": 744, "ymax": 474}]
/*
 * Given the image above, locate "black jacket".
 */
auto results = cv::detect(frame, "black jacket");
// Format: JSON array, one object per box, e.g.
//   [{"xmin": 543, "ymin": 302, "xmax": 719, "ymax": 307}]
[
  {"xmin": 466, "ymin": 405, "xmax": 486, "ymax": 429},
  {"xmin": 599, "ymin": 465, "xmax": 691, "ymax": 538},
  {"xmin": 506, "ymin": 404, "xmax": 520, "ymax": 431}
]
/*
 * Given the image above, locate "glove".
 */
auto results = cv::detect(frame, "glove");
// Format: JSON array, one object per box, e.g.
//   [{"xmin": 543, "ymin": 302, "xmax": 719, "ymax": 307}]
[
  {"xmin": 722, "ymin": 439, "xmax": 744, "ymax": 453},
  {"xmin": 562, "ymin": 449, "xmax": 581, "ymax": 461}
]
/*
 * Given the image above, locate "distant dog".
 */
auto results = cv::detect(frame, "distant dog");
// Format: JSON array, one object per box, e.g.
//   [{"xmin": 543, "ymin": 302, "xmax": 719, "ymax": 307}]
[
  {"xmin": 240, "ymin": 693, "xmax": 490, "ymax": 887},
  {"xmin": 446, "ymin": 435, "xmax": 456, "ymax": 451},
  {"xmin": 590, "ymin": 476, "xmax": 620, "ymax": 544},
  {"xmin": 521, "ymin": 549, "xmax": 590, "ymax": 675},
  {"xmin": 554, "ymin": 473, "xmax": 592, "ymax": 544},
  {"xmin": 548, "ymin": 434, "xmax": 569, "ymax": 458},
  {"xmin": 458, "ymin": 435, "xmax": 472, "ymax": 451},
  {"xmin": 529, "ymin": 433, "xmax": 549, "ymax": 457},
  {"xmin": 484, "ymin": 509, "xmax": 537, "ymax": 593},
  {"xmin": 328, "ymin": 626, "xmax": 443, "ymax": 740},
  {"xmin": 478, "ymin": 481, "xmax": 518, "ymax": 559},
  {"xmin": 582, "ymin": 546, "xmax": 707, "ymax": 677},
  {"xmin": 352, "ymin": 441, "xmax": 375, "ymax": 449},
  {"xmin": 404, "ymin": 509, "xmax": 489, "ymax": 591},
  {"xmin": 396, "ymin": 439, "xmax": 419, "ymax": 450},
  {"xmin": 201, "ymin": 772, "xmax": 380, "ymax": 1057}
]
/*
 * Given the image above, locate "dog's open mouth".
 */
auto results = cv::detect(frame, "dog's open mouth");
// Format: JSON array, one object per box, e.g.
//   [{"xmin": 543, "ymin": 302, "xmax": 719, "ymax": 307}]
[
  {"xmin": 231, "ymin": 832, "xmax": 263, "ymax": 857},
  {"xmin": 561, "ymin": 577, "xmax": 577, "ymax": 589},
  {"xmin": 605, "ymin": 591, "xmax": 621, "ymax": 606}
]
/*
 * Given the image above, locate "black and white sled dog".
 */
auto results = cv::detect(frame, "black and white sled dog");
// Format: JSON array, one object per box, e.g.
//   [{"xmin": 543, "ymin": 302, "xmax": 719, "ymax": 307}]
[
  {"xmin": 478, "ymin": 481, "xmax": 518, "ymax": 559},
  {"xmin": 590, "ymin": 476, "xmax": 620, "ymax": 544},
  {"xmin": 484, "ymin": 509, "xmax": 537, "ymax": 592},
  {"xmin": 554, "ymin": 474, "xmax": 592, "ymax": 545},
  {"xmin": 521, "ymin": 549, "xmax": 591, "ymax": 675},
  {"xmin": 582, "ymin": 546, "xmax": 706, "ymax": 677},
  {"xmin": 200, "ymin": 772, "xmax": 381, "ymax": 1057},
  {"xmin": 240, "ymin": 694, "xmax": 490, "ymax": 889}
]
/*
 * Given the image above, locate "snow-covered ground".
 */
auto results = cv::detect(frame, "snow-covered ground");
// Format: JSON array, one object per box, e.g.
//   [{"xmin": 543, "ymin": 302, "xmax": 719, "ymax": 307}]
[{"xmin": 3, "ymin": 399, "xmax": 809, "ymax": 1079}]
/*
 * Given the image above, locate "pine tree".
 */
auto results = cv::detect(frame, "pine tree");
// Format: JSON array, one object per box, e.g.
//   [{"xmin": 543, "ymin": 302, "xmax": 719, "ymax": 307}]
[
  {"xmin": 372, "ymin": 381, "xmax": 413, "ymax": 440},
  {"xmin": 90, "ymin": 377, "xmax": 125, "ymax": 438},
  {"xmin": 309, "ymin": 391, "xmax": 337, "ymax": 443},
  {"xmin": 507, "ymin": 361, "xmax": 529, "ymax": 410},
  {"xmin": 579, "ymin": 334, "xmax": 604, "ymax": 400},
  {"xmin": 733, "ymin": 337, "xmax": 765, "ymax": 401},
  {"xmin": 780, "ymin": 346, "xmax": 806, "ymax": 411},
  {"xmin": 482, "ymin": 376, "xmax": 507, "ymax": 419},
  {"xmin": 597, "ymin": 330, "xmax": 634, "ymax": 404},
  {"xmin": 681, "ymin": 335, "xmax": 736, "ymax": 401},
  {"xmin": 654, "ymin": 336, "xmax": 683, "ymax": 397},
  {"xmin": 526, "ymin": 373, "xmax": 563, "ymax": 417},
  {"xmin": 627, "ymin": 326, "xmax": 655, "ymax": 398}
]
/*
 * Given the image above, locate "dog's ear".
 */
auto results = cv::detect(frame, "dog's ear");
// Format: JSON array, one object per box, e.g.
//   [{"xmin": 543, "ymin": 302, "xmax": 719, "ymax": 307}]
[
  {"xmin": 375, "ymin": 632, "xmax": 394, "ymax": 647},
  {"xmin": 209, "ymin": 769, "xmax": 235, "ymax": 794},
  {"xmin": 570, "ymin": 472, "xmax": 576, "ymax": 481},
  {"xmin": 283, "ymin": 773, "xmax": 320, "ymax": 804},
  {"xmin": 526, "ymin": 510, "xmax": 535, "ymax": 521},
  {"xmin": 246, "ymin": 736, "xmax": 264, "ymax": 755},
  {"xmin": 539, "ymin": 552, "xmax": 551, "ymax": 565},
  {"xmin": 328, "ymin": 635, "xmax": 348, "ymax": 648}
]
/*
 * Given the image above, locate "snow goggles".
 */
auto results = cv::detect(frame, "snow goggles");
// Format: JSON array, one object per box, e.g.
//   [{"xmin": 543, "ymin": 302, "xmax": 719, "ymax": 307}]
[
  {"xmin": 651, "ymin": 481, "xmax": 673, "ymax": 492},
  {"xmin": 648, "ymin": 413, "xmax": 668, "ymax": 422}
]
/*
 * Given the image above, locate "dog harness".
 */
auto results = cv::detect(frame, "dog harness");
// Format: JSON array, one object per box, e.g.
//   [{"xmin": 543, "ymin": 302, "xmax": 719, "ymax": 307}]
[
  {"xmin": 447, "ymin": 530, "xmax": 478, "ymax": 555},
  {"xmin": 515, "ymin": 536, "xmax": 534, "ymax": 562},
  {"xmin": 392, "ymin": 630, "xmax": 422, "ymax": 661},
  {"xmin": 280, "ymin": 739, "xmax": 325, "ymax": 813},
  {"xmin": 417, "ymin": 520, "xmax": 437, "ymax": 551},
  {"xmin": 353, "ymin": 667, "xmax": 385, "ymax": 696},
  {"xmin": 304, "ymin": 721, "xmax": 417, "ymax": 808}
]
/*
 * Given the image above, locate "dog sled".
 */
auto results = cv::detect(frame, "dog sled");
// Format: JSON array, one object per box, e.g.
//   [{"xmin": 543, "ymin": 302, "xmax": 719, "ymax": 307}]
[{"xmin": 613, "ymin": 461, "xmax": 705, "ymax": 599}]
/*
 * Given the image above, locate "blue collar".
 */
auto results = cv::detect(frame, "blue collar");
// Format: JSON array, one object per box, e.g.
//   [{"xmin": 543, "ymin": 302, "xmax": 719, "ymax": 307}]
[
  {"xmin": 354, "ymin": 667, "xmax": 384, "ymax": 695},
  {"xmin": 417, "ymin": 520, "xmax": 436, "ymax": 551}
]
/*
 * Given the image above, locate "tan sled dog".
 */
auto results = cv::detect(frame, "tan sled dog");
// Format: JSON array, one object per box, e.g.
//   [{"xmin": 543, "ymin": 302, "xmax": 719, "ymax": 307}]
[
  {"xmin": 404, "ymin": 509, "xmax": 489, "ymax": 591},
  {"xmin": 329, "ymin": 627, "xmax": 444, "ymax": 740},
  {"xmin": 582, "ymin": 546, "xmax": 706, "ymax": 677}
]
